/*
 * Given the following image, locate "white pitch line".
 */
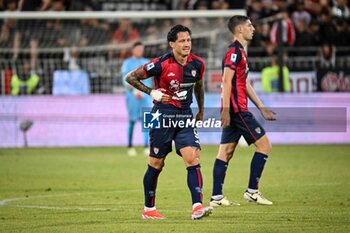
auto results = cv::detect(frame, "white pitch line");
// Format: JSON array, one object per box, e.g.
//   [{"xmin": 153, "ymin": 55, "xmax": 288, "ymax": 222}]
[
  {"xmin": 0, "ymin": 188, "xmax": 185, "ymax": 212},
  {"xmin": 1, "ymin": 183, "xmax": 348, "ymax": 213},
  {"xmin": 2, "ymin": 204, "xmax": 122, "ymax": 212}
]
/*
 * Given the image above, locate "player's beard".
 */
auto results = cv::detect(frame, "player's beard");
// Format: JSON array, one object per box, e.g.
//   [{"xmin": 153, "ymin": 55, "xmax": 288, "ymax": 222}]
[{"xmin": 182, "ymin": 47, "xmax": 191, "ymax": 57}]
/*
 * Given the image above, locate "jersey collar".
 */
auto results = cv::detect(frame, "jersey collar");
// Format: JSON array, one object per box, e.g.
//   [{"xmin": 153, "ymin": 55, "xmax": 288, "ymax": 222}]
[
  {"xmin": 170, "ymin": 52, "xmax": 192, "ymax": 66},
  {"xmin": 231, "ymin": 39, "xmax": 244, "ymax": 48}
]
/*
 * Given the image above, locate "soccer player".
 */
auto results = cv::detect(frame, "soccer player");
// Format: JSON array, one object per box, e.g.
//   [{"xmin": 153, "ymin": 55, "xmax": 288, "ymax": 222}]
[
  {"xmin": 209, "ymin": 15, "xmax": 276, "ymax": 207},
  {"xmin": 122, "ymin": 42, "xmax": 152, "ymax": 156},
  {"xmin": 126, "ymin": 25, "xmax": 213, "ymax": 220}
]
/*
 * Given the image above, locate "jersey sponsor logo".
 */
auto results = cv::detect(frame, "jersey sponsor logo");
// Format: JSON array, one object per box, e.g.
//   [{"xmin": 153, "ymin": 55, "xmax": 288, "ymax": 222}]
[
  {"xmin": 180, "ymin": 83, "xmax": 195, "ymax": 87},
  {"xmin": 191, "ymin": 70, "xmax": 197, "ymax": 77},
  {"xmin": 231, "ymin": 53, "xmax": 237, "ymax": 63},
  {"xmin": 146, "ymin": 62, "xmax": 154, "ymax": 71},
  {"xmin": 167, "ymin": 72, "xmax": 175, "ymax": 77},
  {"xmin": 172, "ymin": 90, "xmax": 188, "ymax": 100}
]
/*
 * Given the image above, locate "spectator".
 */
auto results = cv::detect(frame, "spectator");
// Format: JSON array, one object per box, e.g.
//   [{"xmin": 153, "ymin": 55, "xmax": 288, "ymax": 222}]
[
  {"xmin": 309, "ymin": 18, "xmax": 321, "ymax": 46},
  {"xmin": 211, "ymin": 0, "xmax": 229, "ymax": 9},
  {"xmin": 270, "ymin": 12, "xmax": 296, "ymax": 46},
  {"xmin": 11, "ymin": 62, "xmax": 40, "ymax": 95},
  {"xmin": 193, "ymin": 1, "xmax": 210, "ymax": 32},
  {"xmin": 319, "ymin": 7, "xmax": 337, "ymax": 44},
  {"xmin": 261, "ymin": 56, "xmax": 290, "ymax": 93},
  {"xmin": 304, "ymin": 0, "xmax": 330, "ymax": 18},
  {"xmin": 16, "ymin": 0, "xmax": 52, "ymax": 68},
  {"xmin": 319, "ymin": 43, "xmax": 336, "ymax": 68},
  {"xmin": 332, "ymin": 0, "xmax": 349, "ymax": 19},
  {"xmin": 0, "ymin": 0, "xmax": 20, "ymax": 52},
  {"xmin": 63, "ymin": 46, "xmax": 80, "ymax": 70},
  {"xmin": 250, "ymin": 22, "xmax": 276, "ymax": 56},
  {"xmin": 144, "ymin": 25, "xmax": 158, "ymax": 42},
  {"xmin": 79, "ymin": 7, "xmax": 110, "ymax": 46},
  {"xmin": 247, "ymin": 0, "xmax": 267, "ymax": 21},
  {"xmin": 112, "ymin": 18, "xmax": 140, "ymax": 59},
  {"xmin": 0, "ymin": 0, "xmax": 5, "ymax": 11},
  {"xmin": 292, "ymin": 1, "xmax": 311, "ymax": 26},
  {"xmin": 294, "ymin": 21, "xmax": 314, "ymax": 48},
  {"xmin": 46, "ymin": 0, "xmax": 77, "ymax": 48}
]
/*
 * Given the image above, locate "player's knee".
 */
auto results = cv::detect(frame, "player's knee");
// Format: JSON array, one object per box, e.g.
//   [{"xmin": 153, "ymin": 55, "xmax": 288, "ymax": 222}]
[
  {"xmin": 256, "ymin": 137, "xmax": 272, "ymax": 155},
  {"xmin": 149, "ymin": 159, "xmax": 165, "ymax": 170},
  {"xmin": 184, "ymin": 148, "xmax": 200, "ymax": 167},
  {"xmin": 226, "ymin": 146, "xmax": 235, "ymax": 157},
  {"xmin": 217, "ymin": 145, "xmax": 235, "ymax": 162}
]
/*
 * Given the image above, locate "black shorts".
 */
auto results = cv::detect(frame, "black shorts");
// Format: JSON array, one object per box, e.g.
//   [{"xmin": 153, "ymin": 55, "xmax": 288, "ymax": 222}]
[
  {"xmin": 220, "ymin": 111, "xmax": 265, "ymax": 145},
  {"xmin": 149, "ymin": 104, "xmax": 201, "ymax": 158}
]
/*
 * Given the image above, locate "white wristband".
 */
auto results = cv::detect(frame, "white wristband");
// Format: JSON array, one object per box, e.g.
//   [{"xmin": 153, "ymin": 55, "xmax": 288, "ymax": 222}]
[{"xmin": 150, "ymin": 90, "xmax": 164, "ymax": 102}]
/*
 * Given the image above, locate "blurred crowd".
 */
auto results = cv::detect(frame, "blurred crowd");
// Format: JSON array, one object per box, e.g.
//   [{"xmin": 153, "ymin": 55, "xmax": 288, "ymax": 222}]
[
  {"xmin": 0, "ymin": 0, "xmax": 349, "ymax": 70},
  {"xmin": 247, "ymin": 0, "xmax": 350, "ymax": 67}
]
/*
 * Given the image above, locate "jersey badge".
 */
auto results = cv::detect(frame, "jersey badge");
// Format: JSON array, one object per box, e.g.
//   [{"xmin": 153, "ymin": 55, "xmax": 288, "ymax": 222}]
[
  {"xmin": 231, "ymin": 54, "xmax": 237, "ymax": 63},
  {"xmin": 153, "ymin": 147, "xmax": 159, "ymax": 154},
  {"xmin": 255, "ymin": 127, "xmax": 261, "ymax": 134},
  {"xmin": 146, "ymin": 62, "xmax": 154, "ymax": 71},
  {"xmin": 191, "ymin": 70, "xmax": 197, "ymax": 77}
]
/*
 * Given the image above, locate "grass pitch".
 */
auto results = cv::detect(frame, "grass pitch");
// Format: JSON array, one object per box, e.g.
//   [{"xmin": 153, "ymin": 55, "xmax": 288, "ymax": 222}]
[{"xmin": 0, "ymin": 145, "xmax": 350, "ymax": 233}]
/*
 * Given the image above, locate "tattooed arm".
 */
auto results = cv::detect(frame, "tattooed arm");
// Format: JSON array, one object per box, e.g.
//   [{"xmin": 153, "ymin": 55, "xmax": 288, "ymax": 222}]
[
  {"xmin": 194, "ymin": 79, "xmax": 205, "ymax": 121},
  {"xmin": 125, "ymin": 66, "xmax": 152, "ymax": 95}
]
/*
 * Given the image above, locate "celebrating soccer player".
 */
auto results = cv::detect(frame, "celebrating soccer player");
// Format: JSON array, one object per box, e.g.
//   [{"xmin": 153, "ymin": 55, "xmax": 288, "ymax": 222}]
[
  {"xmin": 126, "ymin": 25, "xmax": 213, "ymax": 220},
  {"xmin": 210, "ymin": 15, "xmax": 276, "ymax": 207}
]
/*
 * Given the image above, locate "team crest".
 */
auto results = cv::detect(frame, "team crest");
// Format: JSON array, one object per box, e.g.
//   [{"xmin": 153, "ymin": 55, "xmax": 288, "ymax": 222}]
[
  {"xmin": 153, "ymin": 147, "xmax": 159, "ymax": 154},
  {"xmin": 191, "ymin": 70, "xmax": 197, "ymax": 77},
  {"xmin": 255, "ymin": 127, "xmax": 261, "ymax": 134}
]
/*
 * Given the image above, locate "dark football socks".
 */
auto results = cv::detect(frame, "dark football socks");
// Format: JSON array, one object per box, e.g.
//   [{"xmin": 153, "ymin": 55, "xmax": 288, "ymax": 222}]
[
  {"xmin": 212, "ymin": 159, "xmax": 228, "ymax": 197},
  {"xmin": 143, "ymin": 165, "xmax": 161, "ymax": 208},
  {"xmin": 248, "ymin": 152, "xmax": 268, "ymax": 191},
  {"xmin": 187, "ymin": 164, "xmax": 203, "ymax": 205}
]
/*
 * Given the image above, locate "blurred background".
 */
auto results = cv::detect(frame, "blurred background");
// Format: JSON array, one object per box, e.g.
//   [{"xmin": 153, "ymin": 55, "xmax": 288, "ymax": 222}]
[{"xmin": 0, "ymin": 0, "xmax": 349, "ymax": 147}]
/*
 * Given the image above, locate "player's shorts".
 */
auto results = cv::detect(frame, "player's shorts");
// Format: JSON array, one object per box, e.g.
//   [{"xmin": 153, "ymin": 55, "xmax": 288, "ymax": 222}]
[
  {"xmin": 220, "ymin": 111, "xmax": 266, "ymax": 145},
  {"xmin": 149, "ymin": 104, "xmax": 200, "ymax": 158}
]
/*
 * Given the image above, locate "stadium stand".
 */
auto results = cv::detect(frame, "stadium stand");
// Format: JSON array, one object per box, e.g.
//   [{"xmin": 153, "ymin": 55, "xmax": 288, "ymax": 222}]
[{"xmin": 0, "ymin": 0, "xmax": 349, "ymax": 95}]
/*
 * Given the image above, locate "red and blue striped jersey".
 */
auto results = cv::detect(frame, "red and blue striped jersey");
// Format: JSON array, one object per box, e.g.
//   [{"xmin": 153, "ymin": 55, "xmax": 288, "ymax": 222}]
[
  {"xmin": 143, "ymin": 52, "xmax": 205, "ymax": 109},
  {"xmin": 222, "ymin": 40, "xmax": 249, "ymax": 113}
]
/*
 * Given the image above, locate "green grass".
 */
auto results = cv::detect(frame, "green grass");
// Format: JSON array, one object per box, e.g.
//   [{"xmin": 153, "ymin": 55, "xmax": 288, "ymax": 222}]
[{"xmin": 0, "ymin": 145, "xmax": 350, "ymax": 233}]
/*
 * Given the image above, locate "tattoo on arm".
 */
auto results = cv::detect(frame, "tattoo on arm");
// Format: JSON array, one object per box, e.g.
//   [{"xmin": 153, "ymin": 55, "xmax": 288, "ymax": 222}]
[
  {"xmin": 125, "ymin": 66, "xmax": 152, "ymax": 95},
  {"xmin": 194, "ymin": 79, "xmax": 204, "ymax": 112}
]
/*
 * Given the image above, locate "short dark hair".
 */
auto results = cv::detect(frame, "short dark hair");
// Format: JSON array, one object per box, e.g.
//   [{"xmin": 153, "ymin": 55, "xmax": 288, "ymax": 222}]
[
  {"xmin": 227, "ymin": 15, "xmax": 250, "ymax": 34},
  {"xmin": 133, "ymin": 41, "xmax": 143, "ymax": 48},
  {"xmin": 167, "ymin": 24, "xmax": 192, "ymax": 42}
]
